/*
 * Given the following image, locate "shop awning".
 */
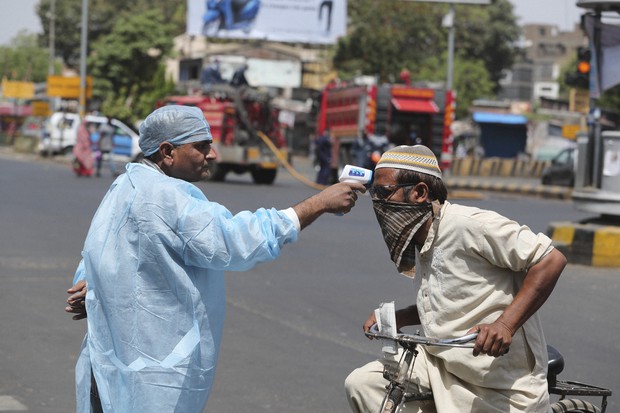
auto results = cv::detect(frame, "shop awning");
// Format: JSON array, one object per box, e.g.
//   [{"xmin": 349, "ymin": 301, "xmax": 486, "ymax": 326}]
[
  {"xmin": 391, "ymin": 97, "xmax": 439, "ymax": 113},
  {"xmin": 472, "ymin": 112, "xmax": 528, "ymax": 125}
]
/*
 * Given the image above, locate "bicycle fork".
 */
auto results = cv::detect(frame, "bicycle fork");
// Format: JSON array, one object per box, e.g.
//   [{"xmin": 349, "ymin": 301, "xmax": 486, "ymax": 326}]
[{"xmin": 380, "ymin": 348, "xmax": 416, "ymax": 413}]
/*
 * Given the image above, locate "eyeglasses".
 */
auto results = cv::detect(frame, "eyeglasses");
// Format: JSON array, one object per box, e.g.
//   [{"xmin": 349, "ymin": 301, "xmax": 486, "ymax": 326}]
[{"xmin": 369, "ymin": 183, "xmax": 417, "ymax": 201}]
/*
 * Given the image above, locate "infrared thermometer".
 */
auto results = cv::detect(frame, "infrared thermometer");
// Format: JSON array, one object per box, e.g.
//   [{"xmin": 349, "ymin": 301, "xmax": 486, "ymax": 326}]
[
  {"xmin": 338, "ymin": 165, "xmax": 373, "ymax": 187},
  {"xmin": 335, "ymin": 165, "xmax": 373, "ymax": 216}
]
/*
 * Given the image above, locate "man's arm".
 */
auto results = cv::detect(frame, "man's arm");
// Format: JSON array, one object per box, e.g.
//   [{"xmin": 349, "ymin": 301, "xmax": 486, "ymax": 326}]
[
  {"xmin": 470, "ymin": 248, "xmax": 567, "ymax": 357},
  {"xmin": 292, "ymin": 182, "xmax": 365, "ymax": 230}
]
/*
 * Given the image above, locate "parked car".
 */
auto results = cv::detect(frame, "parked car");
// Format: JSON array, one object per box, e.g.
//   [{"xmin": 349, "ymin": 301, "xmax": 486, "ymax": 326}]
[
  {"xmin": 39, "ymin": 112, "xmax": 141, "ymax": 161},
  {"xmin": 541, "ymin": 147, "xmax": 576, "ymax": 187}
]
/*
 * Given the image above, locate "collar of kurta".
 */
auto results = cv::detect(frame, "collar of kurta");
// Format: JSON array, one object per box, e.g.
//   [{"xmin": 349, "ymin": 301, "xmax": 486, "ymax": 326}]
[{"xmin": 419, "ymin": 200, "xmax": 446, "ymax": 256}]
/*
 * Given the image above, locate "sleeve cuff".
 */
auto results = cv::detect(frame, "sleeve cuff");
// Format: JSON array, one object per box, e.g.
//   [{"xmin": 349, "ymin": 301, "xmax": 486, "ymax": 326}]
[{"xmin": 281, "ymin": 207, "xmax": 301, "ymax": 231}]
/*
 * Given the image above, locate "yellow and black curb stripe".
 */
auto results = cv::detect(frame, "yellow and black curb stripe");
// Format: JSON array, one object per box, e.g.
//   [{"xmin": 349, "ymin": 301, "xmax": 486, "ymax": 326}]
[
  {"xmin": 547, "ymin": 222, "xmax": 620, "ymax": 267},
  {"xmin": 445, "ymin": 178, "xmax": 572, "ymax": 200},
  {"xmin": 450, "ymin": 157, "xmax": 550, "ymax": 178}
]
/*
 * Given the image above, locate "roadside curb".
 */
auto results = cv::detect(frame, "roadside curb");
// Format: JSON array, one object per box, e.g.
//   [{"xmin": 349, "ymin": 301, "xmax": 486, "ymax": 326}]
[
  {"xmin": 547, "ymin": 221, "xmax": 620, "ymax": 267},
  {"xmin": 445, "ymin": 177, "xmax": 572, "ymax": 200}
]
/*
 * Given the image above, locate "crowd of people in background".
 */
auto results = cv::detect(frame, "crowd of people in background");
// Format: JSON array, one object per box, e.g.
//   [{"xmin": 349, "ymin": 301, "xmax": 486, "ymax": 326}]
[
  {"xmin": 314, "ymin": 129, "xmax": 391, "ymax": 185},
  {"xmin": 71, "ymin": 117, "xmax": 117, "ymax": 178}
]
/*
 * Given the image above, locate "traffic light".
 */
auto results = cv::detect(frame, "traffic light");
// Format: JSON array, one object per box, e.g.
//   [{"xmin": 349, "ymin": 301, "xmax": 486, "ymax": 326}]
[{"xmin": 565, "ymin": 47, "xmax": 591, "ymax": 89}]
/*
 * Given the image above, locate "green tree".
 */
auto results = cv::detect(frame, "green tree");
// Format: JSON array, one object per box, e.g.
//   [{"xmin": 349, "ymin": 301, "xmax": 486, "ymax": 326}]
[
  {"xmin": 88, "ymin": 9, "xmax": 176, "ymax": 122},
  {"xmin": 452, "ymin": 59, "xmax": 495, "ymax": 118},
  {"xmin": 334, "ymin": 0, "xmax": 519, "ymax": 115},
  {"xmin": 453, "ymin": 0, "xmax": 520, "ymax": 91},
  {"xmin": 0, "ymin": 31, "xmax": 51, "ymax": 82},
  {"xmin": 36, "ymin": 0, "xmax": 186, "ymax": 70}
]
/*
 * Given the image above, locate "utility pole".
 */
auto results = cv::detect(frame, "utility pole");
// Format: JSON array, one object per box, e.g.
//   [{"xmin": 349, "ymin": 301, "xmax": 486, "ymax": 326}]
[
  {"xmin": 443, "ymin": 4, "xmax": 455, "ymax": 90},
  {"xmin": 48, "ymin": 0, "xmax": 56, "ymax": 76},
  {"xmin": 79, "ymin": 0, "xmax": 89, "ymax": 118}
]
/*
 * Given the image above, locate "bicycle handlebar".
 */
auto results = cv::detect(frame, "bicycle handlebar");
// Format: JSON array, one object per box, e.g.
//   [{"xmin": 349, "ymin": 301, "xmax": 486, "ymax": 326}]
[{"xmin": 365, "ymin": 325, "xmax": 478, "ymax": 348}]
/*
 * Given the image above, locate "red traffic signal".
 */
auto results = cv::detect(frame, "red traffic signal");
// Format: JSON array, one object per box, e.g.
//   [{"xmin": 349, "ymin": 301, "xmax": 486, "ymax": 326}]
[
  {"xmin": 577, "ymin": 47, "xmax": 591, "ymax": 74},
  {"xmin": 565, "ymin": 47, "xmax": 591, "ymax": 89}
]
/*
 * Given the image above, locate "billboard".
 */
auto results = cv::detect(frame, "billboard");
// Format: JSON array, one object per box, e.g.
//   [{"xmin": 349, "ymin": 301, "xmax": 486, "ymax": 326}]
[{"xmin": 187, "ymin": 0, "xmax": 347, "ymax": 44}]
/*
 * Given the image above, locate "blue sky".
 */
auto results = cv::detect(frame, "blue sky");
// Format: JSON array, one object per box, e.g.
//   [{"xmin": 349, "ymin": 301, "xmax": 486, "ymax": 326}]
[{"xmin": 0, "ymin": 0, "xmax": 586, "ymax": 46}]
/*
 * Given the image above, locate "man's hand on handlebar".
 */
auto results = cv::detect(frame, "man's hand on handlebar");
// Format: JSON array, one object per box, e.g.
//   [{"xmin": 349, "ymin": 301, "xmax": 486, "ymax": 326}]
[
  {"xmin": 468, "ymin": 321, "xmax": 512, "ymax": 357},
  {"xmin": 363, "ymin": 311, "xmax": 378, "ymax": 339}
]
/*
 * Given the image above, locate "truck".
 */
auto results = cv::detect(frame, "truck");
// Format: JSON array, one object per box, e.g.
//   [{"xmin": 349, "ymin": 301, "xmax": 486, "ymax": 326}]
[
  {"xmin": 157, "ymin": 84, "xmax": 287, "ymax": 184},
  {"xmin": 316, "ymin": 81, "xmax": 456, "ymax": 170}
]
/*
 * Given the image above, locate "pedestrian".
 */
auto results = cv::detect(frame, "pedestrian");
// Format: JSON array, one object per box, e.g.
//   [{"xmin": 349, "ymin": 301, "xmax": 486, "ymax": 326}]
[
  {"xmin": 344, "ymin": 145, "xmax": 567, "ymax": 413},
  {"xmin": 71, "ymin": 120, "xmax": 94, "ymax": 177},
  {"xmin": 64, "ymin": 105, "xmax": 363, "ymax": 413},
  {"xmin": 351, "ymin": 130, "xmax": 371, "ymax": 168},
  {"xmin": 200, "ymin": 59, "xmax": 224, "ymax": 90},
  {"xmin": 408, "ymin": 125, "xmax": 422, "ymax": 145},
  {"xmin": 94, "ymin": 117, "xmax": 116, "ymax": 177},
  {"xmin": 315, "ymin": 128, "xmax": 332, "ymax": 185},
  {"xmin": 230, "ymin": 63, "xmax": 249, "ymax": 87}
]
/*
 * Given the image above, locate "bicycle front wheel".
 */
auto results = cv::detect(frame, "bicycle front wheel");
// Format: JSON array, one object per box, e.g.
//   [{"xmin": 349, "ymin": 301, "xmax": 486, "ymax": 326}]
[{"xmin": 550, "ymin": 399, "xmax": 601, "ymax": 413}]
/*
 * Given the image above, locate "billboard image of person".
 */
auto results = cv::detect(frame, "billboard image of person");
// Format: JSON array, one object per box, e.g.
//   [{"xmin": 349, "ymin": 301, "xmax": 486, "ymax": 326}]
[{"xmin": 187, "ymin": 0, "xmax": 346, "ymax": 44}]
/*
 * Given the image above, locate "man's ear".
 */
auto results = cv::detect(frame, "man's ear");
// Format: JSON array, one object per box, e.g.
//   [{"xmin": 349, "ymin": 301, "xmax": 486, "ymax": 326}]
[
  {"xmin": 159, "ymin": 142, "xmax": 175, "ymax": 166},
  {"xmin": 409, "ymin": 182, "xmax": 430, "ymax": 203}
]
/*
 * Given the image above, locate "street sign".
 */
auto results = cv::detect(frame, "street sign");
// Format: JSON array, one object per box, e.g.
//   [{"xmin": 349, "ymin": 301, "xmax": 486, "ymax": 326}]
[
  {"xmin": 562, "ymin": 124, "xmax": 583, "ymax": 140},
  {"xmin": 31, "ymin": 101, "xmax": 51, "ymax": 117},
  {"xmin": 47, "ymin": 76, "xmax": 92, "ymax": 99},
  {"xmin": 1, "ymin": 79, "xmax": 35, "ymax": 99}
]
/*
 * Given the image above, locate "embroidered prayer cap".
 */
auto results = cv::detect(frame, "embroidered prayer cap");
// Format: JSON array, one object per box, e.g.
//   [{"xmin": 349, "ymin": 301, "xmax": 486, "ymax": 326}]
[
  {"xmin": 375, "ymin": 145, "xmax": 442, "ymax": 179},
  {"xmin": 139, "ymin": 105, "xmax": 212, "ymax": 156}
]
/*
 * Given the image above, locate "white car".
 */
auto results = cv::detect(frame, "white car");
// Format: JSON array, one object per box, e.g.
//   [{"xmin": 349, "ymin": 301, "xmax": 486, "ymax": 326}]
[{"xmin": 39, "ymin": 112, "xmax": 142, "ymax": 161}]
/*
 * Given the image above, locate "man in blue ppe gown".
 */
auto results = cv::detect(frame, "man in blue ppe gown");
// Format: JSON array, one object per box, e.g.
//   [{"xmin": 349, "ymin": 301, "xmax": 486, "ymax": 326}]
[{"xmin": 65, "ymin": 105, "xmax": 364, "ymax": 413}]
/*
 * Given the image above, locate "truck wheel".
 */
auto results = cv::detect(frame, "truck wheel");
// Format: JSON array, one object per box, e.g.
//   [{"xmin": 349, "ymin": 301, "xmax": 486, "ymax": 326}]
[
  {"xmin": 251, "ymin": 168, "xmax": 277, "ymax": 185},
  {"xmin": 208, "ymin": 162, "xmax": 228, "ymax": 182}
]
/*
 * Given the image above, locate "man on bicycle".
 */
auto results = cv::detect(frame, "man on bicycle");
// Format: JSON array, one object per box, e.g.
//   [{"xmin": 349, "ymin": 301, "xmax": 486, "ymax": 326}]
[{"xmin": 345, "ymin": 144, "xmax": 567, "ymax": 412}]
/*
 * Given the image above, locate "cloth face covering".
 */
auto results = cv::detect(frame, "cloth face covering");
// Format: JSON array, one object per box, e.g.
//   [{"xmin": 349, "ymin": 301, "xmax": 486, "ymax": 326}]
[{"xmin": 372, "ymin": 200, "xmax": 433, "ymax": 277}]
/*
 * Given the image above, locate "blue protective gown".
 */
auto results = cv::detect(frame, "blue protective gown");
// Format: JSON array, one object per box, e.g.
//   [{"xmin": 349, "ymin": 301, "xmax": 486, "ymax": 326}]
[{"xmin": 73, "ymin": 162, "xmax": 299, "ymax": 412}]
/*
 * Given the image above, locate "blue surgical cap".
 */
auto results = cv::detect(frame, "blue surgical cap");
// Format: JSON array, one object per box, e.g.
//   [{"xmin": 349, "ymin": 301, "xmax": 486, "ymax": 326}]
[{"xmin": 139, "ymin": 105, "xmax": 213, "ymax": 156}]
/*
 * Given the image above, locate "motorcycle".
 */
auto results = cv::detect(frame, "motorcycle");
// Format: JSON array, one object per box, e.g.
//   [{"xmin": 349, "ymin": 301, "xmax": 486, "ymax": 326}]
[{"xmin": 202, "ymin": 0, "xmax": 261, "ymax": 37}]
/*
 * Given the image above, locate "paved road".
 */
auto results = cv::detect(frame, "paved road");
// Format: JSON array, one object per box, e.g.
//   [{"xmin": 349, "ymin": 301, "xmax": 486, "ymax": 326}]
[{"xmin": 0, "ymin": 151, "xmax": 618, "ymax": 412}]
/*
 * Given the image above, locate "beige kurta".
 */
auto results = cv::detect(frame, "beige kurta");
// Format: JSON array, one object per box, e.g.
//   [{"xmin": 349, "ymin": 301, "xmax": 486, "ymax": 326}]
[{"xmin": 346, "ymin": 201, "xmax": 554, "ymax": 413}]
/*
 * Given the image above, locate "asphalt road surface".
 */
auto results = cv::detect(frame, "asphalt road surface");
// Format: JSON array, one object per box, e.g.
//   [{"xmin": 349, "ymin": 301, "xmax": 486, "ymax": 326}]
[{"xmin": 0, "ymin": 153, "xmax": 618, "ymax": 412}]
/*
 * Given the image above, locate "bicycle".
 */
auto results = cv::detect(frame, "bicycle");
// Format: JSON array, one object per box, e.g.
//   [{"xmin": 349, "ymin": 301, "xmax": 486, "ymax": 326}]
[{"xmin": 365, "ymin": 327, "xmax": 612, "ymax": 413}]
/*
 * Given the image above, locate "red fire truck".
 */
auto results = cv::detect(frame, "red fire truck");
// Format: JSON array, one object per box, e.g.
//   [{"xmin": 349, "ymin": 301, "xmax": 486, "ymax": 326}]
[
  {"xmin": 157, "ymin": 85, "xmax": 286, "ymax": 184},
  {"xmin": 316, "ymin": 82, "xmax": 456, "ymax": 170}
]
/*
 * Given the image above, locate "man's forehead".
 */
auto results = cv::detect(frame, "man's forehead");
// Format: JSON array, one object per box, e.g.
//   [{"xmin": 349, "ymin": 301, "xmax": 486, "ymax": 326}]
[{"xmin": 373, "ymin": 168, "xmax": 399, "ymax": 184}]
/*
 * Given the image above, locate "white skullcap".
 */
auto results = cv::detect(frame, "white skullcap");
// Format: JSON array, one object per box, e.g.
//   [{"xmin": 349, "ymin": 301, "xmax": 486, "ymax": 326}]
[{"xmin": 375, "ymin": 145, "xmax": 442, "ymax": 179}]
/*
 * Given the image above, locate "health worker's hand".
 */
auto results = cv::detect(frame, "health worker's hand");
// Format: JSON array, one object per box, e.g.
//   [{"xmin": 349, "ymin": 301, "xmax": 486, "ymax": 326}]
[
  {"xmin": 468, "ymin": 321, "xmax": 513, "ymax": 357},
  {"xmin": 319, "ymin": 182, "xmax": 365, "ymax": 214},
  {"xmin": 293, "ymin": 182, "xmax": 365, "ymax": 229},
  {"xmin": 65, "ymin": 280, "xmax": 87, "ymax": 320}
]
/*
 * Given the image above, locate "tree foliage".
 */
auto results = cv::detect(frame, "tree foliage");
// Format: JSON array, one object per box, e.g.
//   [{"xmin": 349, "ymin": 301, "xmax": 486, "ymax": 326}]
[
  {"xmin": 334, "ymin": 0, "xmax": 520, "ymax": 116},
  {"xmin": 0, "ymin": 32, "xmax": 52, "ymax": 82},
  {"xmin": 88, "ymin": 10, "xmax": 176, "ymax": 121},
  {"xmin": 33, "ymin": 0, "xmax": 184, "ymax": 121},
  {"xmin": 36, "ymin": 0, "xmax": 186, "ymax": 70}
]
